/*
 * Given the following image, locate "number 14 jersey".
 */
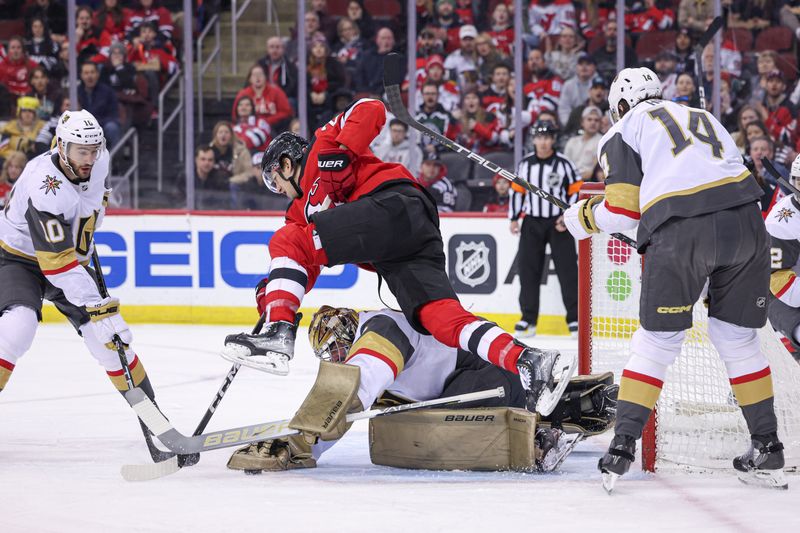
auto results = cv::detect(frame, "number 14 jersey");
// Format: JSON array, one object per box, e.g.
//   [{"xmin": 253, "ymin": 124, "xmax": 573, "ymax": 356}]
[{"xmin": 596, "ymin": 99, "xmax": 762, "ymax": 248}]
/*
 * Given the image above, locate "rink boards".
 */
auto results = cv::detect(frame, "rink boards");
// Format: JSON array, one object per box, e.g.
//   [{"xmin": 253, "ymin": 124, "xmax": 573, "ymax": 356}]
[{"xmin": 40, "ymin": 211, "xmax": 578, "ymax": 333}]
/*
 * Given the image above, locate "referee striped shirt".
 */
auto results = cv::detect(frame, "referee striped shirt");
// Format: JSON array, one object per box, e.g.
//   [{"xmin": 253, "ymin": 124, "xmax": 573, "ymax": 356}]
[{"xmin": 509, "ymin": 151, "xmax": 582, "ymax": 219}]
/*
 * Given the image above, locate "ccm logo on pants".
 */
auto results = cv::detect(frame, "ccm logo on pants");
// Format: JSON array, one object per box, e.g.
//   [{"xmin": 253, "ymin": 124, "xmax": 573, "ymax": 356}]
[{"xmin": 656, "ymin": 305, "xmax": 693, "ymax": 314}]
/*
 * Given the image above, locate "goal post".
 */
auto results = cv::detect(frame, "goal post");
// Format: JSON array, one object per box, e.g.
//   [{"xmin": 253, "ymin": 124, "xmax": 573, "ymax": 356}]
[{"xmin": 577, "ymin": 183, "xmax": 800, "ymax": 473}]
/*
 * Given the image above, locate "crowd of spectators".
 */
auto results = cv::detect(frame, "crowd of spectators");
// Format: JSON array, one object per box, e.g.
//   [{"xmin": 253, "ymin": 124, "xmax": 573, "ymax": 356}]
[{"xmin": 4, "ymin": 0, "xmax": 800, "ymax": 213}]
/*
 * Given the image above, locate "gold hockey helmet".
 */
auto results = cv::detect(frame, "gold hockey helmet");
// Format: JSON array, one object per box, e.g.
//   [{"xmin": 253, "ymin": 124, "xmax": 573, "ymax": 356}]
[{"xmin": 308, "ymin": 305, "xmax": 360, "ymax": 363}]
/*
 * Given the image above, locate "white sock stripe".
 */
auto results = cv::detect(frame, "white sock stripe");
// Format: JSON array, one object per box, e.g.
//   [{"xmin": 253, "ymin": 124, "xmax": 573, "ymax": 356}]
[
  {"xmin": 269, "ymin": 257, "xmax": 307, "ymax": 275},
  {"xmin": 477, "ymin": 326, "xmax": 505, "ymax": 358},
  {"xmin": 265, "ymin": 277, "xmax": 306, "ymax": 301},
  {"xmin": 458, "ymin": 321, "xmax": 483, "ymax": 351}
]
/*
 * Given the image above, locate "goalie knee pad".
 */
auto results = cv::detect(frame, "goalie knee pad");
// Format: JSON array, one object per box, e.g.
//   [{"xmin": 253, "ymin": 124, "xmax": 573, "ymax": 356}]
[{"xmin": 0, "ymin": 305, "xmax": 38, "ymax": 363}]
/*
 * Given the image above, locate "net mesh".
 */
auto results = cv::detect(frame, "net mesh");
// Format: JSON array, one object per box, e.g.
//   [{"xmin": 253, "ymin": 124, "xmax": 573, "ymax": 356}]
[{"xmin": 586, "ymin": 231, "xmax": 800, "ymax": 472}]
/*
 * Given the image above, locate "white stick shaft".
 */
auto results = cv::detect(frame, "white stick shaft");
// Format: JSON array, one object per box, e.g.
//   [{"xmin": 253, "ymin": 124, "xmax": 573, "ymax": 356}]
[{"xmin": 347, "ymin": 387, "xmax": 505, "ymax": 422}]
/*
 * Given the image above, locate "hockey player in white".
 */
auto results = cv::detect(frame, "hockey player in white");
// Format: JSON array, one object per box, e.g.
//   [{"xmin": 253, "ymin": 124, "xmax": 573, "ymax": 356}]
[
  {"xmin": 0, "ymin": 110, "xmax": 157, "ymax": 404},
  {"xmin": 563, "ymin": 68, "xmax": 786, "ymax": 491},
  {"xmin": 764, "ymin": 155, "xmax": 800, "ymax": 353}
]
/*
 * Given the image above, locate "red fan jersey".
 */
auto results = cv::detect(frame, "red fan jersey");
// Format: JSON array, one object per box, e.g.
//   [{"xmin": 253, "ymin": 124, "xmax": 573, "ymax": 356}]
[{"xmin": 285, "ymin": 98, "xmax": 418, "ymax": 226}]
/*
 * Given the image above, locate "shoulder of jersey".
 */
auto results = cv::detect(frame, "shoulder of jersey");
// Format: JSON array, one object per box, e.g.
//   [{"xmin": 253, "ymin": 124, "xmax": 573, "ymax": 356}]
[
  {"xmin": 23, "ymin": 152, "xmax": 76, "ymax": 211},
  {"xmin": 766, "ymin": 194, "xmax": 800, "ymax": 240}
]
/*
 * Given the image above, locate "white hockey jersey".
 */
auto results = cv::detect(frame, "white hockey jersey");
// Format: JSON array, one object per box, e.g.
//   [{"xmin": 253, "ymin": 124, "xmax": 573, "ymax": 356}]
[
  {"xmin": 765, "ymin": 194, "xmax": 800, "ymax": 306},
  {"xmin": 0, "ymin": 149, "xmax": 110, "ymax": 307},
  {"xmin": 593, "ymin": 99, "xmax": 762, "ymax": 248}
]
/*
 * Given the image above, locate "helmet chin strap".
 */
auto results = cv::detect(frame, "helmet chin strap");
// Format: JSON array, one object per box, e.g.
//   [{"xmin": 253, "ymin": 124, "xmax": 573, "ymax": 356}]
[{"xmin": 278, "ymin": 163, "xmax": 303, "ymax": 198}]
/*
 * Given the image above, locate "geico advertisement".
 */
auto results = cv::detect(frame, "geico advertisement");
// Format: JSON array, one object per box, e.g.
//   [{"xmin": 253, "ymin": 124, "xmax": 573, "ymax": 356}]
[{"xmin": 89, "ymin": 213, "xmax": 569, "ymax": 323}]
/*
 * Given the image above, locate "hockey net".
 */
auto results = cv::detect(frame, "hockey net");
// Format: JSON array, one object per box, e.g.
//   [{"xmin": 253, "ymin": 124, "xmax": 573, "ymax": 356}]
[{"xmin": 577, "ymin": 182, "xmax": 800, "ymax": 473}]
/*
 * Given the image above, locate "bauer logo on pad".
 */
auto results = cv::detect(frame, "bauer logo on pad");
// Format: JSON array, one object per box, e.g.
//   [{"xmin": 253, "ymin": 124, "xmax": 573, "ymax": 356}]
[{"xmin": 448, "ymin": 234, "xmax": 496, "ymax": 294}]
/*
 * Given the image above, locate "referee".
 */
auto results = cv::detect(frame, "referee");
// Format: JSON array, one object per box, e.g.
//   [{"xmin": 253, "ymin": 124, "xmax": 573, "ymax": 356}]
[{"xmin": 510, "ymin": 120, "xmax": 581, "ymax": 337}]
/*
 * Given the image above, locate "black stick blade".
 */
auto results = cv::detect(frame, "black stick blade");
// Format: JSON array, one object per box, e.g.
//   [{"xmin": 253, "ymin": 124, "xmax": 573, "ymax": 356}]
[
  {"xmin": 383, "ymin": 53, "xmax": 406, "ymax": 88},
  {"xmin": 698, "ymin": 16, "xmax": 723, "ymax": 49}
]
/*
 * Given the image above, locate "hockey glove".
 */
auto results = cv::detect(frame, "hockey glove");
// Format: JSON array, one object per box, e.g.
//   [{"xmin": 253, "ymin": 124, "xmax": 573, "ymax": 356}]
[
  {"xmin": 227, "ymin": 435, "xmax": 316, "ymax": 472},
  {"xmin": 85, "ymin": 297, "xmax": 132, "ymax": 350},
  {"xmin": 318, "ymin": 147, "xmax": 356, "ymax": 203},
  {"xmin": 563, "ymin": 195, "xmax": 604, "ymax": 240},
  {"xmin": 255, "ymin": 277, "xmax": 268, "ymax": 316}
]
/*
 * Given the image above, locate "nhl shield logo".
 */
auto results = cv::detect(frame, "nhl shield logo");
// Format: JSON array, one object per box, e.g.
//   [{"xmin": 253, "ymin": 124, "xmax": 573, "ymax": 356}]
[
  {"xmin": 548, "ymin": 172, "xmax": 562, "ymax": 189},
  {"xmin": 448, "ymin": 235, "xmax": 497, "ymax": 294}
]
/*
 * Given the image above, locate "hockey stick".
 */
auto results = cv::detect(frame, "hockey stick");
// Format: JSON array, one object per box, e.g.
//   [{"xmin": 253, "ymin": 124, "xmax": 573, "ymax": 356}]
[
  {"xmin": 762, "ymin": 157, "xmax": 798, "ymax": 196},
  {"xmin": 124, "ymin": 385, "xmax": 506, "ymax": 456},
  {"xmin": 381, "ymin": 53, "xmax": 638, "ymax": 249},
  {"xmin": 693, "ymin": 16, "xmax": 724, "ymax": 110},
  {"xmin": 91, "ymin": 248, "xmax": 176, "ymax": 463},
  {"xmin": 121, "ymin": 314, "xmax": 266, "ymax": 481}
]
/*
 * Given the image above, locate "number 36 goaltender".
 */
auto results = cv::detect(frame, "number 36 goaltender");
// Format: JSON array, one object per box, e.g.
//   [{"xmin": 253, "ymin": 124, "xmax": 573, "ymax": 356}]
[{"xmin": 227, "ymin": 306, "xmax": 618, "ymax": 474}]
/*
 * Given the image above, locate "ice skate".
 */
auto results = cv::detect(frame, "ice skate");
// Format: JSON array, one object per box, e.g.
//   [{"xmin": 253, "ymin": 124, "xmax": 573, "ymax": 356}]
[
  {"xmin": 733, "ymin": 433, "xmax": 788, "ymax": 490},
  {"xmin": 220, "ymin": 320, "xmax": 296, "ymax": 376},
  {"xmin": 598, "ymin": 434, "xmax": 636, "ymax": 494},
  {"xmin": 516, "ymin": 346, "xmax": 577, "ymax": 416},
  {"xmin": 514, "ymin": 320, "xmax": 536, "ymax": 338},
  {"xmin": 536, "ymin": 428, "xmax": 584, "ymax": 473}
]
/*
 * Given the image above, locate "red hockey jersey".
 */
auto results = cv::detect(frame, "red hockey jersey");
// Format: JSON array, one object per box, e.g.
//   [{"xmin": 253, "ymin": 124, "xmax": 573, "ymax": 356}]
[{"xmin": 285, "ymin": 98, "xmax": 418, "ymax": 226}]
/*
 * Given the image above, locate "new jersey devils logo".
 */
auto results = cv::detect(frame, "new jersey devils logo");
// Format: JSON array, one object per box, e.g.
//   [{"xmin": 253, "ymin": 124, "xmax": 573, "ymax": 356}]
[{"xmin": 304, "ymin": 177, "xmax": 333, "ymax": 222}]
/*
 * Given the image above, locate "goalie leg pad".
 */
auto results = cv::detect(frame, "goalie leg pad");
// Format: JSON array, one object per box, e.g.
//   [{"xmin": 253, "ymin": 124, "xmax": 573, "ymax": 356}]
[
  {"xmin": 369, "ymin": 407, "xmax": 539, "ymax": 471},
  {"xmin": 289, "ymin": 360, "xmax": 361, "ymax": 440}
]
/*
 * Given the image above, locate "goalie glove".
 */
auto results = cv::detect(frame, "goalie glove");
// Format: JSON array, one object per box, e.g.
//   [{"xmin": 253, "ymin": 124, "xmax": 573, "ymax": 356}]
[
  {"xmin": 227, "ymin": 434, "xmax": 316, "ymax": 472},
  {"xmin": 563, "ymin": 195, "xmax": 604, "ymax": 240},
  {"xmin": 85, "ymin": 297, "xmax": 132, "ymax": 350},
  {"xmin": 318, "ymin": 147, "xmax": 357, "ymax": 203}
]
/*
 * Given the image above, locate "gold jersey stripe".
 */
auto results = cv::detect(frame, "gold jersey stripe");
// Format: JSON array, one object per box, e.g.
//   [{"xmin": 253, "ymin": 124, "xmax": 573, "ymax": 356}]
[
  {"xmin": 346, "ymin": 331, "xmax": 406, "ymax": 374},
  {"xmin": 731, "ymin": 374, "xmax": 774, "ymax": 406},
  {"xmin": 0, "ymin": 240, "xmax": 36, "ymax": 262},
  {"xmin": 619, "ymin": 376, "xmax": 662, "ymax": 410},
  {"xmin": 770, "ymin": 269, "xmax": 797, "ymax": 297},
  {"xmin": 605, "ymin": 182, "xmax": 641, "ymax": 214},
  {"xmin": 0, "ymin": 366, "xmax": 12, "ymax": 389},
  {"xmin": 641, "ymin": 170, "xmax": 752, "ymax": 214},
  {"xmin": 35, "ymin": 247, "xmax": 78, "ymax": 271}
]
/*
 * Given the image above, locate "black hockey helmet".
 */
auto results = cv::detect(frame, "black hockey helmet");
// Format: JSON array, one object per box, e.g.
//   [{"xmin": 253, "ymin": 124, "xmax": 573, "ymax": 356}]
[
  {"xmin": 531, "ymin": 119, "xmax": 558, "ymax": 138},
  {"xmin": 261, "ymin": 131, "xmax": 309, "ymax": 196}
]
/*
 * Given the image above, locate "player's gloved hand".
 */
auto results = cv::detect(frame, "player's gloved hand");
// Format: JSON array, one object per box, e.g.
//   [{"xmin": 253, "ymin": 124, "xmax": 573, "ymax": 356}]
[
  {"xmin": 563, "ymin": 195, "xmax": 604, "ymax": 240},
  {"xmin": 85, "ymin": 297, "xmax": 132, "ymax": 349},
  {"xmin": 318, "ymin": 147, "xmax": 356, "ymax": 203},
  {"xmin": 255, "ymin": 277, "xmax": 268, "ymax": 316}
]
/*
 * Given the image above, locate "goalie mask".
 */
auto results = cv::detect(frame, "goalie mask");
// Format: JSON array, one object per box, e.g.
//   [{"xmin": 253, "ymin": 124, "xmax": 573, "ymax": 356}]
[{"xmin": 308, "ymin": 305, "xmax": 360, "ymax": 363}]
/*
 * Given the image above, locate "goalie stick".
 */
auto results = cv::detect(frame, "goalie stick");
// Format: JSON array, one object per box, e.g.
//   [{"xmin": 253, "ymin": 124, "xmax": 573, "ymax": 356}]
[
  {"xmin": 121, "ymin": 315, "xmax": 266, "ymax": 481},
  {"xmin": 693, "ymin": 16, "xmax": 723, "ymax": 110},
  {"xmin": 92, "ymin": 249, "xmax": 176, "ymax": 464},
  {"xmin": 381, "ymin": 53, "xmax": 638, "ymax": 250},
  {"xmin": 124, "ymin": 386, "xmax": 505, "ymax": 456}
]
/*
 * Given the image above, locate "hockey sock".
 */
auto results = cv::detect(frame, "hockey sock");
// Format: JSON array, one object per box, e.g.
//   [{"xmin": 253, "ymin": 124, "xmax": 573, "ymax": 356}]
[
  {"xmin": 0, "ymin": 358, "xmax": 13, "ymax": 392},
  {"xmin": 106, "ymin": 354, "xmax": 151, "ymax": 396},
  {"xmin": 615, "ymin": 353, "xmax": 667, "ymax": 439},
  {"xmin": 417, "ymin": 299, "xmax": 523, "ymax": 372},
  {"xmin": 264, "ymin": 224, "xmax": 329, "ymax": 324},
  {"xmin": 727, "ymin": 363, "xmax": 778, "ymax": 436}
]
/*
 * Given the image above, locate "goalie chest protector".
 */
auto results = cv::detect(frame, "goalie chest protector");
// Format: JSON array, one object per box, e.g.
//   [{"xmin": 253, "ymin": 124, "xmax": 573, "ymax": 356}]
[{"xmin": 368, "ymin": 407, "xmax": 537, "ymax": 471}]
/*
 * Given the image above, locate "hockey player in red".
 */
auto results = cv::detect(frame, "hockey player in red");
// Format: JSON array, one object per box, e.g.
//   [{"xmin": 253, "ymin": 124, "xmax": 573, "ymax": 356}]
[{"xmin": 221, "ymin": 98, "xmax": 576, "ymax": 413}]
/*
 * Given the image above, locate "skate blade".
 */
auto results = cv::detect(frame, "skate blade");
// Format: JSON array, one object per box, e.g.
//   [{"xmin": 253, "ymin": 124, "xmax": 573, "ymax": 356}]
[
  {"xmin": 602, "ymin": 471, "xmax": 620, "ymax": 494},
  {"xmin": 539, "ymin": 434, "xmax": 584, "ymax": 473},
  {"xmin": 220, "ymin": 345, "xmax": 291, "ymax": 376},
  {"xmin": 536, "ymin": 352, "xmax": 578, "ymax": 416},
  {"xmin": 737, "ymin": 469, "xmax": 789, "ymax": 490}
]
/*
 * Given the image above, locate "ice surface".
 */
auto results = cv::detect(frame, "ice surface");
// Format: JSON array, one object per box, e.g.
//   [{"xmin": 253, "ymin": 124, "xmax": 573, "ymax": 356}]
[{"xmin": 1, "ymin": 324, "xmax": 797, "ymax": 532}]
